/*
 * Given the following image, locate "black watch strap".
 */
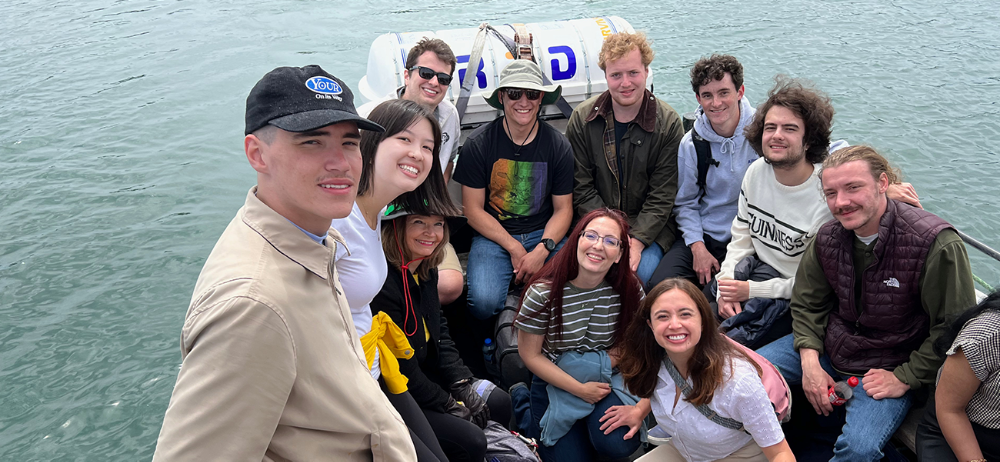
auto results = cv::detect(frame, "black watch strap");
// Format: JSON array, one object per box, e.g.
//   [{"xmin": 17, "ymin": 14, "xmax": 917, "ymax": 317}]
[{"xmin": 541, "ymin": 238, "xmax": 556, "ymax": 252}]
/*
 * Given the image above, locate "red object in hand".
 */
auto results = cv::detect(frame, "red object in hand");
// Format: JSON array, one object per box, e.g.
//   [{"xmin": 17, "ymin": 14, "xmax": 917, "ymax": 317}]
[{"xmin": 828, "ymin": 377, "xmax": 859, "ymax": 406}]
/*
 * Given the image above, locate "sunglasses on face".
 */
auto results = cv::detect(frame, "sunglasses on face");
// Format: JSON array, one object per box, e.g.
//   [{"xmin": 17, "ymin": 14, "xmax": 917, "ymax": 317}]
[
  {"xmin": 580, "ymin": 230, "xmax": 622, "ymax": 248},
  {"xmin": 410, "ymin": 66, "xmax": 453, "ymax": 85},
  {"xmin": 503, "ymin": 88, "xmax": 541, "ymax": 101}
]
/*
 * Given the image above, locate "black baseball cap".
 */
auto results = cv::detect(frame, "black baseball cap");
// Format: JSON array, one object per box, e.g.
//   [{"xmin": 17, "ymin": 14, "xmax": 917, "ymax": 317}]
[{"xmin": 245, "ymin": 65, "xmax": 384, "ymax": 135}]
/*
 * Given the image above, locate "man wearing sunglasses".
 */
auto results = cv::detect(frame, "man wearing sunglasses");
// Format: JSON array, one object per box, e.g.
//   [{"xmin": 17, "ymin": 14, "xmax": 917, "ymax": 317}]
[
  {"xmin": 359, "ymin": 37, "xmax": 467, "ymax": 306},
  {"xmin": 453, "ymin": 60, "xmax": 574, "ymax": 321},
  {"xmin": 566, "ymin": 32, "xmax": 685, "ymax": 287},
  {"xmin": 360, "ymin": 37, "xmax": 460, "ymax": 183}
]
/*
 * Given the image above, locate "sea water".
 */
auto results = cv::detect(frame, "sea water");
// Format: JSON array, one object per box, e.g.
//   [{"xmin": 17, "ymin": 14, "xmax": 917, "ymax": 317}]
[{"xmin": 1, "ymin": 0, "xmax": 998, "ymax": 459}]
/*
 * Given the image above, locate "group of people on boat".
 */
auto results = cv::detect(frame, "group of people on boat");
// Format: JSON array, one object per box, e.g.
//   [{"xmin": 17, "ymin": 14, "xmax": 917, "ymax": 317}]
[{"xmin": 149, "ymin": 27, "xmax": 998, "ymax": 462}]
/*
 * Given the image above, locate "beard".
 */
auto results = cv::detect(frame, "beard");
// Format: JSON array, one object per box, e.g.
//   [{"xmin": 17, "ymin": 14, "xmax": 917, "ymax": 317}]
[{"xmin": 763, "ymin": 146, "xmax": 806, "ymax": 170}]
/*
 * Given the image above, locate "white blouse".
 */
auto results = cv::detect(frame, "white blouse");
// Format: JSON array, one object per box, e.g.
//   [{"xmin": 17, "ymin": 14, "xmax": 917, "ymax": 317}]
[{"xmin": 649, "ymin": 357, "xmax": 785, "ymax": 462}]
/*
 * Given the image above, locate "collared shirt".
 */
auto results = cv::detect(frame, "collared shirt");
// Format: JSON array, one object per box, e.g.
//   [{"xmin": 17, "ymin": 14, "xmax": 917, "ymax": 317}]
[{"xmin": 153, "ymin": 187, "xmax": 415, "ymax": 462}]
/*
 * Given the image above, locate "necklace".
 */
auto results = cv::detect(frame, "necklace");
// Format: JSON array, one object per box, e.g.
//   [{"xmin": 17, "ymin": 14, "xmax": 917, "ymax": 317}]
[{"xmin": 504, "ymin": 115, "xmax": 538, "ymax": 157}]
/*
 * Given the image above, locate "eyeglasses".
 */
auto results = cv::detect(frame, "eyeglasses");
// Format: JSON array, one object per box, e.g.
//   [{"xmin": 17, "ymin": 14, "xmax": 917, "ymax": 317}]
[
  {"xmin": 409, "ymin": 66, "xmax": 453, "ymax": 85},
  {"xmin": 580, "ymin": 230, "xmax": 622, "ymax": 248},
  {"xmin": 503, "ymin": 88, "xmax": 541, "ymax": 101}
]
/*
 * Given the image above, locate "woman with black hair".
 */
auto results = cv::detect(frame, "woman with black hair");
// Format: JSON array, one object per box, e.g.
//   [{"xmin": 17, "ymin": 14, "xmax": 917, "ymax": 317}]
[
  {"xmin": 917, "ymin": 291, "xmax": 1000, "ymax": 462},
  {"xmin": 331, "ymin": 98, "xmax": 461, "ymax": 462}
]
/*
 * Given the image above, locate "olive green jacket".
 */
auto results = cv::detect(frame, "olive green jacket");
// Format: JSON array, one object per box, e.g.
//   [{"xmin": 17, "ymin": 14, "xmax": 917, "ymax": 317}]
[{"xmin": 567, "ymin": 90, "xmax": 684, "ymax": 250}]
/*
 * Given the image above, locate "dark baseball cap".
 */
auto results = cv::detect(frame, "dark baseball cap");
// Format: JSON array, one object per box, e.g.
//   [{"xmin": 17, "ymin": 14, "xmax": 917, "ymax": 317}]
[{"xmin": 245, "ymin": 65, "xmax": 384, "ymax": 135}]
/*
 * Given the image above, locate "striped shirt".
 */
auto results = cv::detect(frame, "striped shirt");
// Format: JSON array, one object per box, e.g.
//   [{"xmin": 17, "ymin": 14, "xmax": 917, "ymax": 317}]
[
  {"xmin": 946, "ymin": 309, "xmax": 1000, "ymax": 429},
  {"xmin": 514, "ymin": 281, "xmax": 621, "ymax": 361}
]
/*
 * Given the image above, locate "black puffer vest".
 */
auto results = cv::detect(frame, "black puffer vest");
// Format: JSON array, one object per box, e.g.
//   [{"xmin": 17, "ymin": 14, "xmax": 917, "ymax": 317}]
[{"xmin": 816, "ymin": 199, "xmax": 952, "ymax": 373}]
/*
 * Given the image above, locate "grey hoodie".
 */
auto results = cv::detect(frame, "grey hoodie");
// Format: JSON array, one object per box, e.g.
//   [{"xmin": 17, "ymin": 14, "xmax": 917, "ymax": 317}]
[{"xmin": 674, "ymin": 97, "xmax": 758, "ymax": 245}]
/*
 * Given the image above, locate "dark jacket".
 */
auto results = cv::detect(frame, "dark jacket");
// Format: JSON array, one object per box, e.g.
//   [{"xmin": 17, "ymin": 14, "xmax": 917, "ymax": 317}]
[
  {"xmin": 567, "ymin": 90, "xmax": 684, "ymax": 251},
  {"xmin": 717, "ymin": 255, "xmax": 792, "ymax": 349},
  {"xmin": 370, "ymin": 262, "xmax": 472, "ymax": 412},
  {"xmin": 816, "ymin": 199, "xmax": 950, "ymax": 373}
]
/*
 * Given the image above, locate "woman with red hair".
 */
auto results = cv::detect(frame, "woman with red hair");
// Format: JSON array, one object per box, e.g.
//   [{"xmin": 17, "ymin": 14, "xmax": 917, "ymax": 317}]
[{"xmin": 515, "ymin": 208, "xmax": 646, "ymax": 461}]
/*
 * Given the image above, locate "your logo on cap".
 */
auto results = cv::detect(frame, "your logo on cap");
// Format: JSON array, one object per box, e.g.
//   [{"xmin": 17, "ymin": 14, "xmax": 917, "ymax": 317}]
[{"xmin": 305, "ymin": 76, "xmax": 343, "ymax": 95}]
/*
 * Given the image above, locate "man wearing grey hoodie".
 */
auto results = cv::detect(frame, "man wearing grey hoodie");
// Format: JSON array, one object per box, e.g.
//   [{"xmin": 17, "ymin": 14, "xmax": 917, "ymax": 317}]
[{"xmin": 648, "ymin": 54, "xmax": 756, "ymax": 288}]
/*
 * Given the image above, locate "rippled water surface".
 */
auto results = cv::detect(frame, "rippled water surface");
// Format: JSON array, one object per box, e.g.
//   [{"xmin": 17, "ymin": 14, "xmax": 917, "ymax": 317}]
[{"xmin": 2, "ymin": 0, "xmax": 998, "ymax": 459}]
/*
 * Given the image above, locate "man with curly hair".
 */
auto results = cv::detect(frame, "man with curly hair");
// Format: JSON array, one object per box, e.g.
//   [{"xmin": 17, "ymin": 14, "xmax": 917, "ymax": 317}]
[
  {"xmin": 711, "ymin": 77, "xmax": 851, "ymax": 346},
  {"xmin": 648, "ymin": 54, "xmax": 756, "ymax": 289},
  {"xmin": 566, "ymin": 31, "xmax": 684, "ymax": 286}
]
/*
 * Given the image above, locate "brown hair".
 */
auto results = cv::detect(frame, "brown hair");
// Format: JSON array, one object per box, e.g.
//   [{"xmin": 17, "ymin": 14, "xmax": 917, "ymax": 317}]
[
  {"xmin": 405, "ymin": 37, "xmax": 457, "ymax": 74},
  {"xmin": 381, "ymin": 215, "xmax": 450, "ymax": 281},
  {"xmin": 744, "ymin": 75, "xmax": 834, "ymax": 165},
  {"xmin": 690, "ymin": 54, "xmax": 744, "ymax": 94},
  {"xmin": 618, "ymin": 278, "xmax": 760, "ymax": 404},
  {"xmin": 598, "ymin": 32, "xmax": 654, "ymax": 70},
  {"xmin": 820, "ymin": 145, "xmax": 900, "ymax": 184}
]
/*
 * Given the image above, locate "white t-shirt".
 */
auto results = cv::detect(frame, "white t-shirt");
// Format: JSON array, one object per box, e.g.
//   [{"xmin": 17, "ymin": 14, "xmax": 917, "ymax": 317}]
[
  {"xmin": 331, "ymin": 202, "xmax": 388, "ymax": 379},
  {"xmin": 650, "ymin": 358, "xmax": 785, "ymax": 462},
  {"xmin": 358, "ymin": 90, "xmax": 461, "ymax": 174}
]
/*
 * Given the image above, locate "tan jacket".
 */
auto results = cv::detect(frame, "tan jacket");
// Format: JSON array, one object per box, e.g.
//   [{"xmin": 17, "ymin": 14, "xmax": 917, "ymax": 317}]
[{"xmin": 153, "ymin": 188, "xmax": 415, "ymax": 462}]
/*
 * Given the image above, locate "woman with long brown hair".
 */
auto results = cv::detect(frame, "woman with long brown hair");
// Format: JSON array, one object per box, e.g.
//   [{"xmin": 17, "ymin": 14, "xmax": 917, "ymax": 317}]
[
  {"xmin": 618, "ymin": 278, "xmax": 794, "ymax": 461},
  {"xmin": 372, "ymin": 208, "xmax": 511, "ymax": 462}
]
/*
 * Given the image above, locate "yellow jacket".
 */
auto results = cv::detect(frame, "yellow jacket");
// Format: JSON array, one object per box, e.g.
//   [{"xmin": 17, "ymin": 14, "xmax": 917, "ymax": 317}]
[{"xmin": 361, "ymin": 311, "xmax": 415, "ymax": 394}]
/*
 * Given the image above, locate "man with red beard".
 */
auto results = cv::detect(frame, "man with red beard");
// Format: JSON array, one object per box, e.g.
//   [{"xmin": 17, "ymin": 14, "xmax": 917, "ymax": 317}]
[{"xmin": 757, "ymin": 145, "xmax": 974, "ymax": 461}]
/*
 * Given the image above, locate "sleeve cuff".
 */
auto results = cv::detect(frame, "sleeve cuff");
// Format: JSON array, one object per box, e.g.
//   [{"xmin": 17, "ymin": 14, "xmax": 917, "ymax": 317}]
[
  {"xmin": 793, "ymin": 336, "xmax": 824, "ymax": 354},
  {"xmin": 893, "ymin": 365, "xmax": 922, "ymax": 390}
]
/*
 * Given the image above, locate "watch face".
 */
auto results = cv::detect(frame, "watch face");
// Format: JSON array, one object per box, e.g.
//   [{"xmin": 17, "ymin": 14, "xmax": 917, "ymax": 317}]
[{"xmin": 542, "ymin": 239, "xmax": 555, "ymax": 251}]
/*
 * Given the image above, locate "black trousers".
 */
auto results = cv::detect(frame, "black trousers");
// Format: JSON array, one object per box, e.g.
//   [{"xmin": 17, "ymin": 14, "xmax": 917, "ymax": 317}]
[
  {"xmin": 916, "ymin": 393, "xmax": 1000, "ymax": 462},
  {"xmin": 647, "ymin": 233, "xmax": 729, "ymax": 291},
  {"xmin": 380, "ymin": 380, "xmax": 448, "ymax": 462}
]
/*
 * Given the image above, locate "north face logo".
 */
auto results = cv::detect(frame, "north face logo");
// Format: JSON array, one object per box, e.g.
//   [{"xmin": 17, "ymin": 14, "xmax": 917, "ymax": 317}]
[{"xmin": 883, "ymin": 277, "xmax": 900, "ymax": 288}]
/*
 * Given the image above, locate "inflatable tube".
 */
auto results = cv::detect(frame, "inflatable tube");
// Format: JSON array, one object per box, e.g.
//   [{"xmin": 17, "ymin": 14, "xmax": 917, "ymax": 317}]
[{"xmin": 358, "ymin": 16, "xmax": 652, "ymax": 127}]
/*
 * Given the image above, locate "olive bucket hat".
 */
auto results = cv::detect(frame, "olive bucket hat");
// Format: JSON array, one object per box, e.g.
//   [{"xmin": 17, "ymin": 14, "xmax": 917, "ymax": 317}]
[{"xmin": 484, "ymin": 60, "xmax": 562, "ymax": 109}]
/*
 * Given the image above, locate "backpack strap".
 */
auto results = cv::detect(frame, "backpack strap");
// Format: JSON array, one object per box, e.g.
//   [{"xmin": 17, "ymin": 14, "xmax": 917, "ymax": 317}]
[
  {"xmin": 662, "ymin": 356, "xmax": 744, "ymax": 432},
  {"xmin": 691, "ymin": 126, "xmax": 719, "ymax": 193}
]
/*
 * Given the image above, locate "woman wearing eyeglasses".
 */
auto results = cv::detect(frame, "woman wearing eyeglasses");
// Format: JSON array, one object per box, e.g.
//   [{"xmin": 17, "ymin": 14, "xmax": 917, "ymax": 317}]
[{"xmin": 514, "ymin": 208, "xmax": 647, "ymax": 462}]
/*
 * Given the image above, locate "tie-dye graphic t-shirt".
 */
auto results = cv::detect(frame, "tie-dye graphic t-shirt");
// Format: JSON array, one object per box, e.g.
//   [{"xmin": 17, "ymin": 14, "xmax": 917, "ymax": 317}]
[{"xmin": 454, "ymin": 118, "xmax": 574, "ymax": 235}]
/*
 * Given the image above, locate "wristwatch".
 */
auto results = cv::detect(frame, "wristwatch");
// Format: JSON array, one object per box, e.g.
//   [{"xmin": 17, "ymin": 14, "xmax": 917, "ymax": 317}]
[{"xmin": 540, "ymin": 238, "xmax": 556, "ymax": 252}]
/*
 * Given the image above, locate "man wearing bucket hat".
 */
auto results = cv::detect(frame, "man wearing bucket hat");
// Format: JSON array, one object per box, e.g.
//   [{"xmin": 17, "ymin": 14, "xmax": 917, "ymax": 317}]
[
  {"xmin": 566, "ymin": 31, "xmax": 685, "ymax": 287},
  {"xmin": 153, "ymin": 65, "xmax": 416, "ymax": 461},
  {"xmin": 453, "ymin": 59, "xmax": 575, "ymax": 321}
]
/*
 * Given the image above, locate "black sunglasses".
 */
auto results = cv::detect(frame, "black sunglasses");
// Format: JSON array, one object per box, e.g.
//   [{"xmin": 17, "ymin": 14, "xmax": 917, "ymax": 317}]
[
  {"xmin": 409, "ymin": 66, "xmax": 453, "ymax": 85},
  {"xmin": 503, "ymin": 88, "xmax": 541, "ymax": 101}
]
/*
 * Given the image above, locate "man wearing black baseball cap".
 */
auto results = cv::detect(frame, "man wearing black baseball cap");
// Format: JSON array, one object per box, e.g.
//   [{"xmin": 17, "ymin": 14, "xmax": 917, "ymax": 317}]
[{"xmin": 153, "ymin": 65, "xmax": 416, "ymax": 461}]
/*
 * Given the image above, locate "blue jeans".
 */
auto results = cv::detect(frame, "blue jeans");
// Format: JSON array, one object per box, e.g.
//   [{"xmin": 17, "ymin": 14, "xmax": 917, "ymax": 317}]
[
  {"xmin": 529, "ymin": 375, "xmax": 640, "ymax": 462},
  {"xmin": 758, "ymin": 334, "xmax": 913, "ymax": 461},
  {"xmin": 636, "ymin": 242, "xmax": 664, "ymax": 286},
  {"xmin": 466, "ymin": 230, "xmax": 564, "ymax": 320}
]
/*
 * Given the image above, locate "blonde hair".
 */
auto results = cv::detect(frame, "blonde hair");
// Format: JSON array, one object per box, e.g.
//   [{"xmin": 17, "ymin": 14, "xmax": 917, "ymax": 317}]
[
  {"xmin": 598, "ymin": 32, "xmax": 654, "ymax": 70},
  {"xmin": 821, "ymin": 145, "xmax": 901, "ymax": 184}
]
